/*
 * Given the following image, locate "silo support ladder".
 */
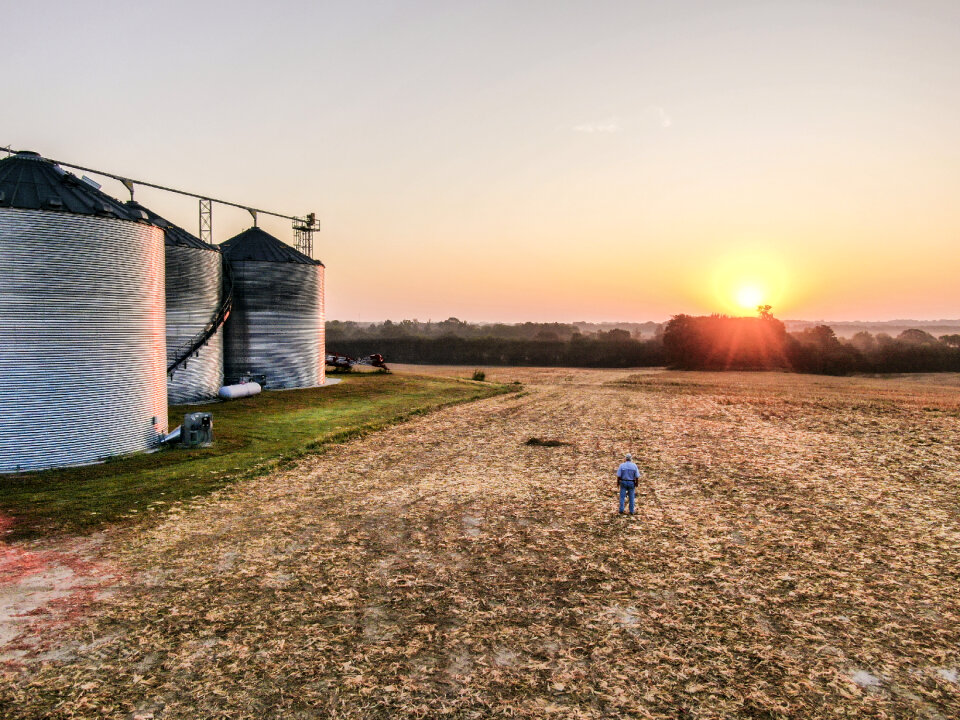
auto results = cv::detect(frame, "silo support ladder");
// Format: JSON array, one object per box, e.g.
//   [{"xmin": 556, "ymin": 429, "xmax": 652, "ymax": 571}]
[{"xmin": 167, "ymin": 257, "xmax": 234, "ymax": 375}]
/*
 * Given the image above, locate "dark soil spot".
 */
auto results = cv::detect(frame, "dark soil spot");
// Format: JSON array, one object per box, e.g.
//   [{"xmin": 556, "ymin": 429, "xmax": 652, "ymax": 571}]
[{"xmin": 524, "ymin": 437, "xmax": 570, "ymax": 447}]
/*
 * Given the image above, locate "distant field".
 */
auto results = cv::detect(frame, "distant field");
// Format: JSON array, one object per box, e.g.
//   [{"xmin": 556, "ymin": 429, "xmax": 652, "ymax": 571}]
[
  {"xmin": 2, "ymin": 367, "xmax": 958, "ymax": 718},
  {"xmin": 0, "ymin": 372, "xmax": 510, "ymax": 540}
]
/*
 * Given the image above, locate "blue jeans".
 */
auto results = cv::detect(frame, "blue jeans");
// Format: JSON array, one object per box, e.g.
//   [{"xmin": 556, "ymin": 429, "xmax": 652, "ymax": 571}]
[{"xmin": 619, "ymin": 481, "xmax": 635, "ymax": 513}]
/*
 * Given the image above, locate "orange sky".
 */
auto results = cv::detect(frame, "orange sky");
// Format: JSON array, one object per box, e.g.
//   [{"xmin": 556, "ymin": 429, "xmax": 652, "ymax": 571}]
[{"xmin": 4, "ymin": 2, "xmax": 959, "ymax": 322}]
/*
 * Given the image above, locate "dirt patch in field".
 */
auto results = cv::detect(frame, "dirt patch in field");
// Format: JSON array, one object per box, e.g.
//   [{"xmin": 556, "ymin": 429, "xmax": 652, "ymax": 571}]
[
  {"xmin": 0, "ymin": 531, "xmax": 119, "ymax": 663},
  {"xmin": 1, "ymin": 367, "xmax": 959, "ymax": 719}
]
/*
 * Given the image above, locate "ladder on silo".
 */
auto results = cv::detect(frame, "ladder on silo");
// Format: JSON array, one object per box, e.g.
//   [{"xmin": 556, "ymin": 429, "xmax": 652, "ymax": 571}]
[{"xmin": 167, "ymin": 256, "xmax": 234, "ymax": 376}]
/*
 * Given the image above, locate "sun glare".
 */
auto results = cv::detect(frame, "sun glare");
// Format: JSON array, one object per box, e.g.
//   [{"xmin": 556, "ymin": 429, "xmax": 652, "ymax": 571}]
[
  {"xmin": 736, "ymin": 286, "xmax": 764, "ymax": 311},
  {"xmin": 705, "ymin": 249, "xmax": 789, "ymax": 317}
]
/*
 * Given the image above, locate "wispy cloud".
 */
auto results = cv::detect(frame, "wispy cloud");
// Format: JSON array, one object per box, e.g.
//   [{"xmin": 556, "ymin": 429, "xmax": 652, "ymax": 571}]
[
  {"xmin": 573, "ymin": 116, "xmax": 622, "ymax": 133},
  {"xmin": 654, "ymin": 106, "xmax": 672, "ymax": 128},
  {"xmin": 572, "ymin": 108, "xmax": 671, "ymax": 134}
]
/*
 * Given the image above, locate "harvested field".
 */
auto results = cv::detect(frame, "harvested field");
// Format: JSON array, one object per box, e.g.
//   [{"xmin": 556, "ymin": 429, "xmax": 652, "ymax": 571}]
[{"xmin": 2, "ymin": 367, "xmax": 959, "ymax": 719}]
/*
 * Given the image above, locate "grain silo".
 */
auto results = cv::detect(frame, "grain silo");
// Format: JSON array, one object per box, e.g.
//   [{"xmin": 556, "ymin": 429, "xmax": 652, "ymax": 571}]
[
  {"xmin": 0, "ymin": 151, "xmax": 167, "ymax": 473},
  {"xmin": 220, "ymin": 227, "xmax": 325, "ymax": 389},
  {"xmin": 128, "ymin": 202, "xmax": 226, "ymax": 405}
]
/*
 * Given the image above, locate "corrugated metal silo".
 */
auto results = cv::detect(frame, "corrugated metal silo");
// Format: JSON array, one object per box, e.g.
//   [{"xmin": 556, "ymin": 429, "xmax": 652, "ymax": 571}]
[
  {"xmin": 221, "ymin": 227, "xmax": 325, "ymax": 389},
  {"xmin": 0, "ymin": 151, "xmax": 168, "ymax": 474},
  {"xmin": 128, "ymin": 202, "xmax": 225, "ymax": 405}
]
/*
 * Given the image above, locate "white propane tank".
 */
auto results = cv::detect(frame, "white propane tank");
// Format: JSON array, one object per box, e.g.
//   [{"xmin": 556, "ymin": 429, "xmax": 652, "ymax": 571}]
[{"xmin": 218, "ymin": 382, "xmax": 262, "ymax": 400}]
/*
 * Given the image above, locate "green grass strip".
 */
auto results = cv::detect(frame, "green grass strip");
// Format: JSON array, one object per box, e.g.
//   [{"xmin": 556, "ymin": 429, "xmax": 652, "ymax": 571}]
[{"xmin": 0, "ymin": 373, "xmax": 513, "ymax": 541}]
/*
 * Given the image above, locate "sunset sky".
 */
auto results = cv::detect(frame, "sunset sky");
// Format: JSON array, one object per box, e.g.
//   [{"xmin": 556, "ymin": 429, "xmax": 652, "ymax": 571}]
[{"xmin": 3, "ymin": 1, "xmax": 958, "ymax": 322}]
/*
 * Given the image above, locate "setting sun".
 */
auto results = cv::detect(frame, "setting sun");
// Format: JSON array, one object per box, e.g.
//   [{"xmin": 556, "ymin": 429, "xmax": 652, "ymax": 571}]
[
  {"xmin": 736, "ymin": 286, "xmax": 764, "ymax": 312},
  {"xmin": 702, "ymin": 249, "xmax": 790, "ymax": 318}
]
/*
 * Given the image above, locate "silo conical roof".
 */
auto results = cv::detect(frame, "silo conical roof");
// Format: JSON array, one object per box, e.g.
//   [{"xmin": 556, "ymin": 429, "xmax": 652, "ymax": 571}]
[
  {"xmin": 126, "ymin": 201, "xmax": 215, "ymax": 250},
  {"xmin": 0, "ymin": 151, "xmax": 143, "ymax": 221},
  {"xmin": 220, "ymin": 227, "xmax": 322, "ymax": 265}
]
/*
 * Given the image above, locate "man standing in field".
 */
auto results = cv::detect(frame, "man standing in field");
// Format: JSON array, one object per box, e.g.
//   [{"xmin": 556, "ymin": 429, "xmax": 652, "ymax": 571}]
[{"xmin": 617, "ymin": 453, "xmax": 640, "ymax": 515}]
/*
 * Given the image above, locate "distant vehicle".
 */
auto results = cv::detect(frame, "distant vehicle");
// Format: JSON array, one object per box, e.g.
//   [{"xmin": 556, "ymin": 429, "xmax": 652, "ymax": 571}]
[{"xmin": 325, "ymin": 353, "xmax": 389, "ymax": 371}]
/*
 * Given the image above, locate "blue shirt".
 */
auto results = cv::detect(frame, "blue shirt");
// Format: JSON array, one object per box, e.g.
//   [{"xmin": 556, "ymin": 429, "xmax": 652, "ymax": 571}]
[{"xmin": 617, "ymin": 461, "xmax": 640, "ymax": 483}]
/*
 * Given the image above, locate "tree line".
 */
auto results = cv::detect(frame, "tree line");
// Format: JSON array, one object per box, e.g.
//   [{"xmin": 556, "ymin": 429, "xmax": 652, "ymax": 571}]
[
  {"xmin": 327, "ymin": 318, "xmax": 634, "ymax": 343},
  {"xmin": 327, "ymin": 315, "xmax": 960, "ymax": 374}
]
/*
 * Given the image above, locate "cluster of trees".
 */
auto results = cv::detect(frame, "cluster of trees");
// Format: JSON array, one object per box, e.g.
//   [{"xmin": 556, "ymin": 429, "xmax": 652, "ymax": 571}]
[
  {"xmin": 661, "ymin": 311, "xmax": 790, "ymax": 371},
  {"xmin": 662, "ymin": 312, "xmax": 960, "ymax": 374}
]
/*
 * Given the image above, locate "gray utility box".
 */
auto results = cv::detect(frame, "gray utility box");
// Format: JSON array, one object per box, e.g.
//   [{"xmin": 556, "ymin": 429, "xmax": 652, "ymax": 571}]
[{"xmin": 181, "ymin": 412, "xmax": 213, "ymax": 448}]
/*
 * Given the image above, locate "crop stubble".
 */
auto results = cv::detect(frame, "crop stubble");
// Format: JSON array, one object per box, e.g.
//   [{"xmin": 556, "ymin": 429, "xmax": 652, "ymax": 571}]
[{"xmin": 1, "ymin": 368, "xmax": 959, "ymax": 719}]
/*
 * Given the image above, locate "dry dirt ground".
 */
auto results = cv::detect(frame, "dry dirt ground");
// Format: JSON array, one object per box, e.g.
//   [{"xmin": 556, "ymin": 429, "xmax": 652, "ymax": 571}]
[{"xmin": 2, "ymin": 367, "xmax": 959, "ymax": 719}]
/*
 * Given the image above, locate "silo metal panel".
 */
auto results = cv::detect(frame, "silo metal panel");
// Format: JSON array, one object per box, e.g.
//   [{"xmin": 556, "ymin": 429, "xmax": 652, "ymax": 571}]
[
  {"xmin": 223, "ymin": 261, "xmax": 324, "ymax": 389},
  {"xmin": 0, "ymin": 208, "xmax": 167, "ymax": 474},
  {"xmin": 165, "ymin": 244, "xmax": 223, "ymax": 404},
  {"xmin": 317, "ymin": 264, "xmax": 326, "ymax": 386}
]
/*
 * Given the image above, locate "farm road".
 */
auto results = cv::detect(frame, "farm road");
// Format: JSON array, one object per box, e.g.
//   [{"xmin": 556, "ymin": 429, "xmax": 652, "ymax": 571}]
[{"xmin": 2, "ymin": 367, "xmax": 960, "ymax": 719}]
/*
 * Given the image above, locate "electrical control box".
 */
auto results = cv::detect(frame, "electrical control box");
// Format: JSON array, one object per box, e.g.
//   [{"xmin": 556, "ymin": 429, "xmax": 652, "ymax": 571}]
[{"xmin": 181, "ymin": 412, "xmax": 213, "ymax": 448}]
